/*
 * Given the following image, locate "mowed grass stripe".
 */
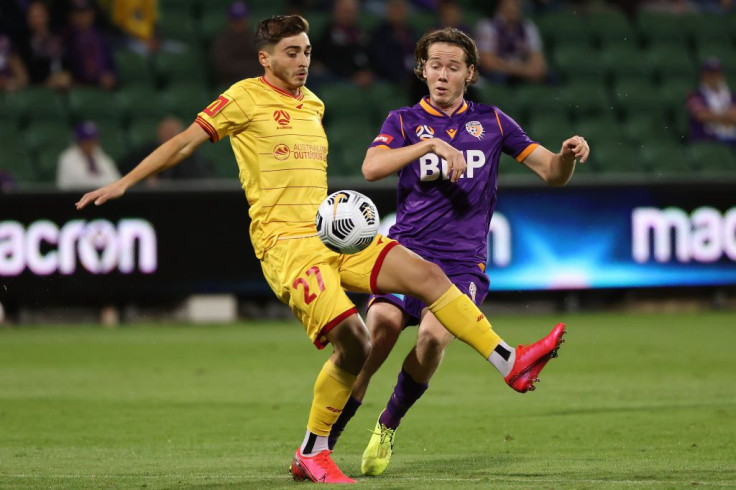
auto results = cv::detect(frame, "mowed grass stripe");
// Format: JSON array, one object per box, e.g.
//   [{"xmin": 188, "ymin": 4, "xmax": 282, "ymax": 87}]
[{"xmin": 1, "ymin": 312, "xmax": 735, "ymax": 489}]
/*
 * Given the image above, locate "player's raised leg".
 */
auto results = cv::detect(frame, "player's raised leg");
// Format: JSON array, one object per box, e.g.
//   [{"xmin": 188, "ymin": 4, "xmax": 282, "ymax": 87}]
[
  {"xmin": 328, "ymin": 301, "xmax": 406, "ymax": 450},
  {"xmin": 375, "ymin": 245, "xmax": 566, "ymax": 393}
]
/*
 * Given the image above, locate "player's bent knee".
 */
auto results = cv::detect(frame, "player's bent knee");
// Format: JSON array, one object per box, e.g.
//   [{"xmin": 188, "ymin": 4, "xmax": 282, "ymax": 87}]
[
  {"xmin": 328, "ymin": 316, "xmax": 372, "ymax": 372},
  {"xmin": 368, "ymin": 303, "xmax": 405, "ymax": 338}
]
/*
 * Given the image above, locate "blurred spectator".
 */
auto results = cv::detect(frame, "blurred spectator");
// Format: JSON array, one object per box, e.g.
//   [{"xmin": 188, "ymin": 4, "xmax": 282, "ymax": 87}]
[
  {"xmin": 16, "ymin": 1, "xmax": 70, "ymax": 89},
  {"xmin": 368, "ymin": 0, "xmax": 417, "ymax": 85},
  {"xmin": 474, "ymin": 0, "xmax": 548, "ymax": 85},
  {"xmin": 210, "ymin": 1, "xmax": 261, "ymax": 86},
  {"xmin": 0, "ymin": 34, "xmax": 29, "ymax": 92},
  {"xmin": 120, "ymin": 116, "xmax": 215, "ymax": 183},
  {"xmin": 435, "ymin": 0, "xmax": 472, "ymax": 33},
  {"xmin": 686, "ymin": 58, "xmax": 736, "ymax": 146},
  {"xmin": 57, "ymin": 121, "xmax": 121, "ymax": 190},
  {"xmin": 63, "ymin": 0, "xmax": 116, "ymax": 89},
  {"xmin": 313, "ymin": 0, "xmax": 374, "ymax": 87},
  {"xmin": 110, "ymin": 0, "xmax": 159, "ymax": 54}
]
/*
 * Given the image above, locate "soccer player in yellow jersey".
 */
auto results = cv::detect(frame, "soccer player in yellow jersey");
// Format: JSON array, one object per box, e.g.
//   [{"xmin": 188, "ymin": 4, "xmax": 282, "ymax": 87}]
[{"xmin": 76, "ymin": 15, "xmax": 565, "ymax": 484}]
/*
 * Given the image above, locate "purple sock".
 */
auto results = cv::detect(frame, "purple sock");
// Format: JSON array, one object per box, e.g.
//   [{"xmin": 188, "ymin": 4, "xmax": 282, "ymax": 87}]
[
  {"xmin": 379, "ymin": 369, "xmax": 429, "ymax": 430},
  {"xmin": 328, "ymin": 396, "xmax": 361, "ymax": 450}
]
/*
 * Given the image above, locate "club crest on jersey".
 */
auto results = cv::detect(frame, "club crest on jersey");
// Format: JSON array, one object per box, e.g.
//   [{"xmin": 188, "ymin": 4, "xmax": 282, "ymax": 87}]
[
  {"xmin": 273, "ymin": 144, "xmax": 290, "ymax": 160},
  {"xmin": 273, "ymin": 110, "xmax": 291, "ymax": 127},
  {"xmin": 465, "ymin": 121, "xmax": 484, "ymax": 139},
  {"xmin": 416, "ymin": 125, "xmax": 435, "ymax": 140},
  {"xmin": 469, "ymin": 282, "xmax": 477, "ymax": 302}
]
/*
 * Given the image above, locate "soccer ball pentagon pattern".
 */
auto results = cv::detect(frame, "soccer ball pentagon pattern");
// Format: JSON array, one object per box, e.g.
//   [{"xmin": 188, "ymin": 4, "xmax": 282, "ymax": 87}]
[{"xmin": 316, "ymin": 190, "xmax": 380, "ymax": 254}]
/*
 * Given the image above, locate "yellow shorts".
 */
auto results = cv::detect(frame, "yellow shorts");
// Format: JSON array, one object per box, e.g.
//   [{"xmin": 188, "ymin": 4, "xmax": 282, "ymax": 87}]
[{"xmin": 260, "ymin": 234, "xmax": 398, "ymax": 349}]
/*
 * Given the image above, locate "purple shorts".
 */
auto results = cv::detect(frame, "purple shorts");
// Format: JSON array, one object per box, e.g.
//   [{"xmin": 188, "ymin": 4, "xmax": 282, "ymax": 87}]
[{"xmin": 367, "ymin": 260, "xmax": 489, "ymax": 327}]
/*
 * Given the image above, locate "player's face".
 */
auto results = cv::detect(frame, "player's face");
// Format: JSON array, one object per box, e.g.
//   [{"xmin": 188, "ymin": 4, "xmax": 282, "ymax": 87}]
[
  {"xmin": 261, "ymin": 32, "xmax": 311, "ymax": 94},
  {"xmin": 422, "ymin": 43, "xmax": 474, "ymax": 111}
]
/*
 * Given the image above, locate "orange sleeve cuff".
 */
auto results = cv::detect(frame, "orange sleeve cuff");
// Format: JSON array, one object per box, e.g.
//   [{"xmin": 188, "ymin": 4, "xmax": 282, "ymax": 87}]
[{"xmin": 515, "ymin": 143, "xmax": 539, "ymax": 162}]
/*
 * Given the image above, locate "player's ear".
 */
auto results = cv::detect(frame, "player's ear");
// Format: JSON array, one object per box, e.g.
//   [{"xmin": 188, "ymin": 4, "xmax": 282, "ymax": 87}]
[
  {"xmin": 466, "ymin": 65, "xmax": 475, "ymax": 84},
  {"xmin": 258, "ymin": 50, "xmax": 270, "ymax": 69}
]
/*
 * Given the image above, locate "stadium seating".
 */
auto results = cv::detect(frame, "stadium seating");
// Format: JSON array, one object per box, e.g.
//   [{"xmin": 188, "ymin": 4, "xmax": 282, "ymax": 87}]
[
  {"xmin": 325, "ymin": 120, "xmax": 375, "ymax": 177},
  {"xmin": 5, "ymin": 8, "xmax": 736, "ymax": 184},
  {"xmin": 535, "ymin": 11, "xmax": 590, "ymax": 48},
  {"xmin": 636, "ymin": 13, "xmax": 688, "ymax": 48},
  {"xmin": 639, "ymin": 143, "xmax": 692, "ymax": 174},
  {"xmin": 593, "ymin": 142, "xmax": 640, "ymax": 174},
  {"xmin": 154, "ymin": 51, "xmax": 208, "ymax": 87},
  {"xmin": 127, "ymin": 117, "xmax": 160, "ymax": 148},
  {"xmin": 68, "ymin": 88, "xmax": 123, "ymax": 123},
  {"xmin": 0, "ymin": 141, "xmax": 38, "ymax": 183},
  {"xmin": 197, "ymin": 137, "xmax": 237, "ymax": 179},
  {"xmin": 114, "ymin": 51, "xmax": 156, "ymax": 88},
  {"xmin": 687, "ymin": 142, "xmax": 735, "ymax": 173},
  {"xmin": 318, "ymin": 83, "xmax": 373, "ymax": 126},
  {"xmin": 115, "ymin": 86, "xmax": 171, "ymax": 119},
  {"xmin": 588, "ymin": 11, "xmax": 638, "ymax": 48},
  {"xmin": 6, "ymin": 88, "xmax": 68, "ymax": 124}
]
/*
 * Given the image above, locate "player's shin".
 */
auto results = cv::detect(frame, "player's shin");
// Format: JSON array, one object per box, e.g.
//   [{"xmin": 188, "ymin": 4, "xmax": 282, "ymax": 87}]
[
  {"xmin": 328, "ymin": 396, "xmax": 361, "ymax": 450},
  {"xmin": 428, "ymin": 285, "xmax": 514, "ymax": 374},
  {"xmin": 301, "ymin": 360, "xmax": 357, "ymax": 455}
]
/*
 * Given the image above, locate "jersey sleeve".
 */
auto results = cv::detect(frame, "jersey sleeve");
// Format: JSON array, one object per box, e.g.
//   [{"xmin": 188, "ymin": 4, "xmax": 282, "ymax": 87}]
[
  {"xmin": 369, "ymin": 111, "xmax": 406, "ymax": 150},
  {"xmin": 495, "ymin": 107, "xmax": 539, "ymax": 162},
  {"xmin": 195, "ymin": 88, "xmax": 252, "ymax": 142}
]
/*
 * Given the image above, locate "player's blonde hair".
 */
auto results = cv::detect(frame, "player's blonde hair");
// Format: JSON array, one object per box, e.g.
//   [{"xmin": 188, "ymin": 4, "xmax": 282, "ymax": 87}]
[
  {"xmin": 254, "ymin": 15, "xmax": 310, "ymax": 50},
  {"xmin": 414, "ymin": 27, "xmax": 480, "ymax": 86}
]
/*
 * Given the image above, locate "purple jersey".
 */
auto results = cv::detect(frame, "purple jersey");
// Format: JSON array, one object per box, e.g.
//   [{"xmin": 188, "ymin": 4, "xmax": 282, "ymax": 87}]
[{"xmin": 370, "ymin": 97, "xmax": 537, "ymax": 265}]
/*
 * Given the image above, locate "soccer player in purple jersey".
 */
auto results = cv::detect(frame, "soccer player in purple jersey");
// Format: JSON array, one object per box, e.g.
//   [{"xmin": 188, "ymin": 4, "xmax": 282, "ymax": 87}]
[{"xmin": 327, "ymin": 27, "xmax": 589, "ymax": 476}]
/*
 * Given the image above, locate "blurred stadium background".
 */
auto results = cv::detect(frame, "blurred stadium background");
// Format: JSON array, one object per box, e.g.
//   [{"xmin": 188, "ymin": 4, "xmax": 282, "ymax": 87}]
[{"xmin": 1, "ymin": 0, "xmax": 735, "ymax": 322}]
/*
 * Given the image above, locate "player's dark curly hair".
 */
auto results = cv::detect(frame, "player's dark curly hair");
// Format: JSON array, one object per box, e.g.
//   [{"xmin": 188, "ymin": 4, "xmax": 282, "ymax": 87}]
[
  {"xmin": 254, "ymin": 15, "xmax": 310, "ymax": 50},
  {"xmin": 414, "ymin": 27, "xmax": 480, "ymax": 86}
]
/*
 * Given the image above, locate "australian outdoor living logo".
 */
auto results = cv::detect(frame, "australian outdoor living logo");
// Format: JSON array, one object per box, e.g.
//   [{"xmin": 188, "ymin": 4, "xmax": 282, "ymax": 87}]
[{"xmin": 273, "ymin": 144, "xmax": 290, "ymax": 160}]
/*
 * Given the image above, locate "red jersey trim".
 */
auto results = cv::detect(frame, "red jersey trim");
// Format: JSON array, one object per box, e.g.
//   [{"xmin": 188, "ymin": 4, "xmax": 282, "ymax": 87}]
[
  {"xmin": 259, "ymin": 76, "xmax": 305, "ymax": 101},
  {"xmin": 195, "ymin": 116, "xmax": 219, "ymax": 142},
  {"xmin": 370, "ymin": 240, "xmax": 399, "ymax": 294},
  {"xmin": 314, "ymin": 307, "xmax": 359, "ymax": 349}
]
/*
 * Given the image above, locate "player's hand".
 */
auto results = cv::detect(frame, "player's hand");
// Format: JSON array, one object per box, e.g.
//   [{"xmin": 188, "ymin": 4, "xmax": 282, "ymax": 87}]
[
  {"xmin": 75, "ymin": 181, "xmax": 127, "ymax": 210},
  {"xmin": 432, "ymin": 139, "xmax": 466, "ymax": 182},
  {"xmin": 561, "ymin": 135, "xmax": 589, "ymax": 164}
]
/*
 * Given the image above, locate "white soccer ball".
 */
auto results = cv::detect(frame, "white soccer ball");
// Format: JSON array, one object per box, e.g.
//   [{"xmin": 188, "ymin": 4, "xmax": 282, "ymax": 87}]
[{"xmin": 316, "ymin": 190, "xmax": 380, "ymax": 254}]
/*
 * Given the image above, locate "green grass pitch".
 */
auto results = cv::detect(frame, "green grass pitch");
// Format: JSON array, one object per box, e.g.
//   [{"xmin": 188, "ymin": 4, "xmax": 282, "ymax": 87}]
[{"xmin": 1, "ymin": 311, "xmax": 735, "ymax": 488}]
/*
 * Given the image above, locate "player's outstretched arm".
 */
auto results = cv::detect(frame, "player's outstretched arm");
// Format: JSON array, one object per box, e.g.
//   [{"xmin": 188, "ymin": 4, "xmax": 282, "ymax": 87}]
[
  {"xmin": 521, "ymin": 135, "xmax": 589, "ymax": 187},
  {"xmin": 362, "ymin": 138, "xmax": 467, "ymax": 183},
  {"xmin": 76, "ymin": 123, "xmax": 210, "ymax": 210}
]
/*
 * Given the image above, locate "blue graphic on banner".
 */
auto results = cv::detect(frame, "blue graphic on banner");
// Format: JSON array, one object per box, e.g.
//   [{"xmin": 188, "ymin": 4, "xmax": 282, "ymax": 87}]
[{"xmin": 487, "ymin": 188, "xmax": 736, "ymax": 290}]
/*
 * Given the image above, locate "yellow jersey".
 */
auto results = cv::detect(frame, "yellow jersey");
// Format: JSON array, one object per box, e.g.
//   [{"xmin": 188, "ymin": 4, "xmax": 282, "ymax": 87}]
[{"xmin": 195, "ymin": 77, "xmax": 328, "ymax": 259}]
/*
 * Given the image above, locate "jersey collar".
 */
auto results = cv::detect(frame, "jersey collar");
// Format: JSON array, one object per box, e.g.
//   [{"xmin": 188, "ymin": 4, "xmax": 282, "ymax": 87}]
[
  {"xmin": 419, "ymin": 97, "xmax": 469, "ymax": 118},
  {"xmin": 259, "ymin": 76, "xmax": 305, "ymax": 101}
]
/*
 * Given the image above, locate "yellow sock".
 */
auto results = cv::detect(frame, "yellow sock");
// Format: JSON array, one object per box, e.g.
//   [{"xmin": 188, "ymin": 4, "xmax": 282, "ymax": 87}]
[
  {"xmin": 428, "ymin": 285, "xmax": 501, "ymax": 359},
  {"xmin": 307, "ymin": 360, "xmax": 357, "ymax": 436}
]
